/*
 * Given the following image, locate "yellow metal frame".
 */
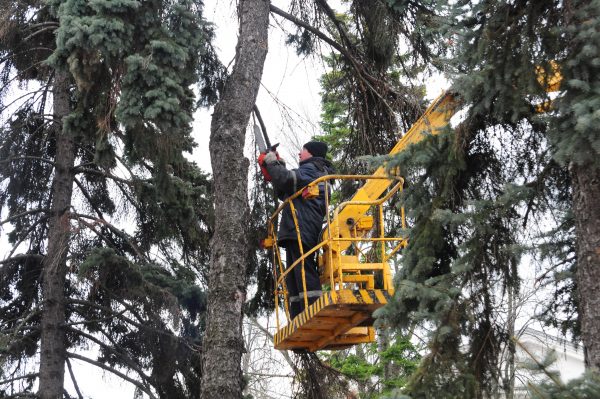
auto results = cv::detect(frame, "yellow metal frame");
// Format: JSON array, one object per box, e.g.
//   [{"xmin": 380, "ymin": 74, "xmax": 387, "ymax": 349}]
[{"xmin": 267, "ymin": 173, "xmax": 407, "ymax": 351}]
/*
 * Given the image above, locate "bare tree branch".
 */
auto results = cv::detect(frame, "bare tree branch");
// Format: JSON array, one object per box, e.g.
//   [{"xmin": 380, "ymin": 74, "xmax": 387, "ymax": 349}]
[
  {"xmin": 314, "ymin": 0, "xmax": 356, "ymax": 53},
  {"xmin": 0, "ymin": 78, "xmax": 48, "ymax": 108},
  {"xmin": 0, "ymin": 373, "xmax": 38, "ymax": 386},
  {"xmin": 66, "ymin": 352, "xmax": 158, "ymax": 399},
  {"xmin": 76, "ymin": 217, "xmax": 122, "ymax": 249},
  {"xmin": 72, "ymin": 178, "xmax": 109, "ymax": 221},
  {"xmin": 0, "ymin": 47, "xmax": 53, "ymax": 64},
  {"xmin": 70, "ymin": 213, "xmax": 146, "ymax": 260},
  {"xmin": 23, "ymin": 21, "xmax": 59, "ymax": 30},
  {"xmin": 67, "ymin": 298, "xmax": 187, "ymax": 343},
  {"xmin": 65, "ymin": 358, "xmax": 83, "ymax": 399},
  {"xmin": 0, "ymin": 156, "xmax": 54, "ymax": 167},
  {"xmin": 269, "ymin": 4, "xmax": 397, "ymax": 113},
  {"xmin": 66, "ymin": 326, "xmax": 153, "ymax": 383},
  {"xmin": 72, "ymin": 167, "xmax": 133, "ymax": 185},
  {"xmin": 246, "ymin": 316, "xmax": 296, "ymax": 371},
  {"xmin": 21, "ymin": 26, "xmax": 57, "ymax": 43},
  {"xmin": 0, "ymin": 208, "xmax": 50, "ymax": 226},
  {"xmin": 4, "ymin": 215, "xmax": 50, "ymax": 261}
]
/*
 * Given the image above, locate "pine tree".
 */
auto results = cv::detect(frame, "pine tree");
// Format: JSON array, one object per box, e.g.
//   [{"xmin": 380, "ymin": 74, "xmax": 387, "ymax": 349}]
[{"xmin": 1, "ymin": 0, "xmax": 220, "ymax": 396}]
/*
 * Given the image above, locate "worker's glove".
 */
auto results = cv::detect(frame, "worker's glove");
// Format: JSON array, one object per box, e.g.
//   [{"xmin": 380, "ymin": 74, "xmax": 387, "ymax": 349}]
[
  {"xmin": 262, "ymin": 151, "xmax": 279, "ymax": 164},
  {"xmin": 258, "ymin": 151, "xmax": 280, "ymax": 182}
]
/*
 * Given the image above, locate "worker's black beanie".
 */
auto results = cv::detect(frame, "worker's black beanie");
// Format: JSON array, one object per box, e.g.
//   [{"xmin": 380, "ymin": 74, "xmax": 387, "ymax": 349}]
[{"xmin": 303, "ymin": 141, "xmax": 328, "ymax": 158}]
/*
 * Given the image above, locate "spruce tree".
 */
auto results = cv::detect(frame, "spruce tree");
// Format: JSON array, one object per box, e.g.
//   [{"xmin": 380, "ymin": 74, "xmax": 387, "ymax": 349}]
[
  {"xmin": 376, "ymin": 0, "xmax": 599, "ymax": 396},
  {"xmin": 310, "ymin": 3, "xmax": 439, "ymax": 397},
  {"xmin": 1, "ymin": 0, "xmax": 220, "ymax": 397}
]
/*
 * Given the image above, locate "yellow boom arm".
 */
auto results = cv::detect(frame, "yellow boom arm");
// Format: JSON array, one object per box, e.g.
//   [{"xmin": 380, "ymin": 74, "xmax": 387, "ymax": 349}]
[
  {"xmin": 321, "ymin": 92, "xmax": 460, "ymax": 252},
  {"xmin": 321, "ymin": 61, "xmax": 562, "ymax": 253}
]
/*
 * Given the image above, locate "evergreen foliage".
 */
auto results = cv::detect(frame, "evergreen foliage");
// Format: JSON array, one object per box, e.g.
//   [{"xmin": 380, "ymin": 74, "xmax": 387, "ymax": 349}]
[
  {"xmin": 312, "ymin": 1, "xmax": 436, "ymax": 174},
  {"xmin": 326, "ymin": 337, "xmax": 421, "ymax": 398},
  {"xmin": 549, "ymin": 1, "xmax": 600, "ymax": 168},
  {"xmin": 318, "ymin": 52, "xmax": 425, "ymax": 175},
  {"xmin": 513, "ymin": 349, "xmax": 600, "ymax": 399},
  {"xmin": 308, "ymin": 0, "xmax": 600, "ymax": 397},
  {"xmin": 528, "ymin": 372, "xmax": 600, "ymax": 399},
  {"xmin": 1, "ymin": 0, "xmax": 221, "ymax": 396},
  {"xmin": 371, "ymin": 0, "xmax": 598, "ymax": 397},
  {"xmin": 293, "ymin": 352, "xmax": 350, "ymax": 399}
]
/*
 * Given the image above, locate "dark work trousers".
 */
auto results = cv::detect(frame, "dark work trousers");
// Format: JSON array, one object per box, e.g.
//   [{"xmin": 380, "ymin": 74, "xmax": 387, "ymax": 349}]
[{"xmin": 284, "ymin": 241, "xmax": 322, "ymax": 319}]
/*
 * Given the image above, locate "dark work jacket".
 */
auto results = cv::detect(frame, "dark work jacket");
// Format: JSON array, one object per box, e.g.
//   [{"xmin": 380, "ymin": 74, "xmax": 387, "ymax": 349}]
[{"xmin": 266, "ymin": 157, "xmax": 334, "ymax": 248}]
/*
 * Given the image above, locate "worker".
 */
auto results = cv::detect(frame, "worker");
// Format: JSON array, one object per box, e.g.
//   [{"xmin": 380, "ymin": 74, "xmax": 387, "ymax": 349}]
[{"xmin": 259, "ymin": 141, "xmax": 334, "ymax": 319}]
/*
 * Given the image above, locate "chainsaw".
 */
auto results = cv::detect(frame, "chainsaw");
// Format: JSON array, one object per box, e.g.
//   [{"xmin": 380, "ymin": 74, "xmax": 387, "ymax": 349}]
[{"xmin": 253, "ymin": 110, "xmax": 279, "ymax": 181}]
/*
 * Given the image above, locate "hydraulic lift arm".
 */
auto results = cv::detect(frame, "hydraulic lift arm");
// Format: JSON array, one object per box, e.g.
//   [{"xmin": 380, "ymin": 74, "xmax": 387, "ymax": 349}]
[
  {"xmin": 321, "ymin": 92, "xmax": 460, "ymax": 252},
  {"xmin": 321, "ymin": 60, "xmax": 562, "ymax": 253}
]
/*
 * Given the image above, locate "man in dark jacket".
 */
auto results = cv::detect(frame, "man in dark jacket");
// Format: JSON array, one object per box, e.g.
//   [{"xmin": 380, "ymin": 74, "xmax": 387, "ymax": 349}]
[{"xmin": 260, "ymin": 141, "xmax": 334, "ymax": 319}]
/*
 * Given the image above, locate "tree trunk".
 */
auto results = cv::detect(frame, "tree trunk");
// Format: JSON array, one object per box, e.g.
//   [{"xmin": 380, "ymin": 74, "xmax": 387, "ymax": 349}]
[
  {"xmin": 200, "ymin": 1, "xmax": 269, "ymax": 398},
  {"xmin": 571, "ymin": 162, "xmax": 600, "ymax": 370},
  {"xmin": 38, "ymin": 71, "xmax": 76, "ymax": 397}
]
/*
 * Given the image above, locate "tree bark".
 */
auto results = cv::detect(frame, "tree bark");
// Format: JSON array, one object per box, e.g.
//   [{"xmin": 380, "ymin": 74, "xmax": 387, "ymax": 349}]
[
  {"xmin": 200, "ymin": 1, "xmax": 269, "ymax": 398},
  {"xmin": 38, "ymin": 70, "xmax": 75, "ymax": 398},
  {"xmin": 571, "ymin": 162, "xmax": 600, "ymax": 371}
]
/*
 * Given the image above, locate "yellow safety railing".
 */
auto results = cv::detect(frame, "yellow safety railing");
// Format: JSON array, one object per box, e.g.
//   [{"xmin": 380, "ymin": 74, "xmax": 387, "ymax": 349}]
[{"xmin": 265, "ymin": 174, "xmax": 408, "ymax": 332}]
